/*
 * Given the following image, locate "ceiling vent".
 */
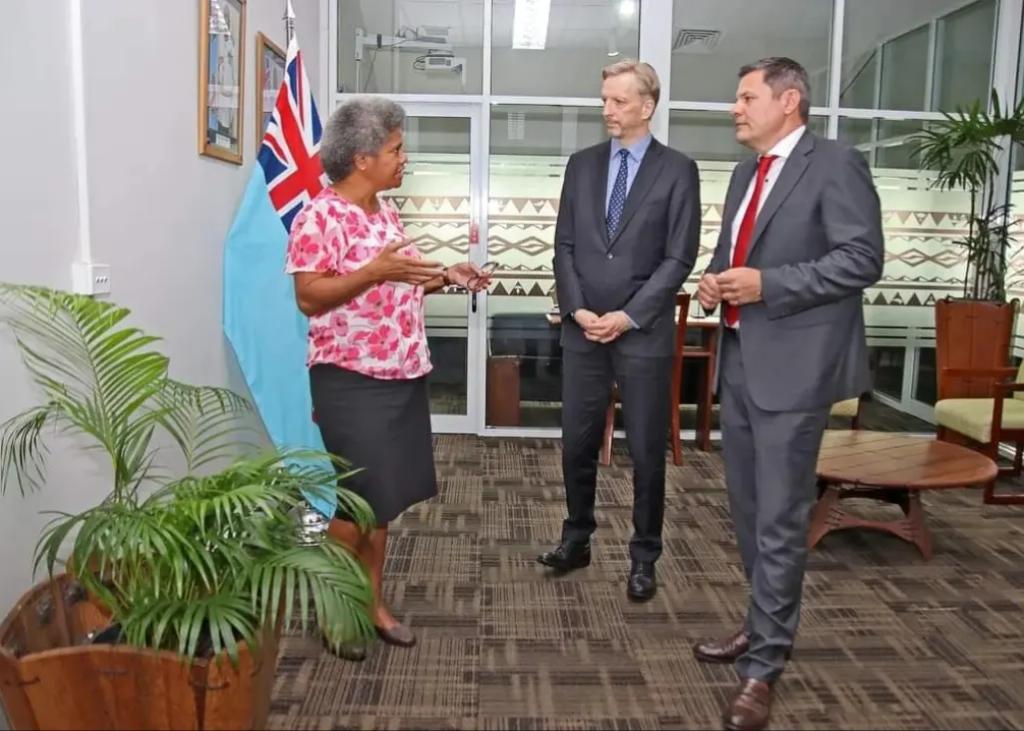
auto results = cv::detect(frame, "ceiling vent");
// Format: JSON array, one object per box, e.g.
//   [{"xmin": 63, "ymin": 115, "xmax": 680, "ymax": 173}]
[{"xmin": 672, "ymin": 29, "xmax": 722, "ymax": 53}]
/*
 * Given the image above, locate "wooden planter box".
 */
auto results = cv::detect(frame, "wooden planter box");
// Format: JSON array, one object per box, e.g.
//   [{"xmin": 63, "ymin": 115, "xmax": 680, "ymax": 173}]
[{"xmin": 0, "ymin": 575, "xmax": 279, "ymax": 730}]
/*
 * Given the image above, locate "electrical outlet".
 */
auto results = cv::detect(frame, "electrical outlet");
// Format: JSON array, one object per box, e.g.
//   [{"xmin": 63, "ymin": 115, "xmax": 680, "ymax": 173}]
[{"xmin": 71, "ymin": 262, "xmax": 111, "ymax": 295}]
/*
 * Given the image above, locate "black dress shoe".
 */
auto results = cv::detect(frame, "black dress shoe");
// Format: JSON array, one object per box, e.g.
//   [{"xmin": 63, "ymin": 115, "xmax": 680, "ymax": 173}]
[
  {"xmin": 626, "ymin": 561, "xmax": 656, "ymax": 601},
  {"xmin": 537, "ymin": 541, "xmax": 591, "ymax": 572}
]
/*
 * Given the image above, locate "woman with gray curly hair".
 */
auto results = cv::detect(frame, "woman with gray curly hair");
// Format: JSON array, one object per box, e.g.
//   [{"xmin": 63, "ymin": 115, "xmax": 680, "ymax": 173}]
[{"xmin": 286, "ymin": 96, "xmax": 489, "ymax": 660}]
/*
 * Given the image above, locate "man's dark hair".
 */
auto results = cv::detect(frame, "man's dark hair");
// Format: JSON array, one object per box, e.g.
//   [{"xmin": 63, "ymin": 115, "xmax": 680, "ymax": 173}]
[{"xmin": 739, "ymin": 57, "xmax": 811, "ymax": 122}]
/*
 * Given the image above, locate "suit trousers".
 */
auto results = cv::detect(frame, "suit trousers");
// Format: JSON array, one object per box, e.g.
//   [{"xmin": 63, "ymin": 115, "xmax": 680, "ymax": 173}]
[
  {"xmin": 719, "ymin": 328, "xmax": 829, "ymax": 682},
  {"xmin": 561, "ymin": 346, "xmax": 673, "ymax": 563}
]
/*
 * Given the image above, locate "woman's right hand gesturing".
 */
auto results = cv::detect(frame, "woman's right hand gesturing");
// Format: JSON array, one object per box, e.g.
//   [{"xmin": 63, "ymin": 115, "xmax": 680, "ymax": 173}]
[{"xmin": 369, "ymin": 238, "xmax": 445, "ymax": 285}]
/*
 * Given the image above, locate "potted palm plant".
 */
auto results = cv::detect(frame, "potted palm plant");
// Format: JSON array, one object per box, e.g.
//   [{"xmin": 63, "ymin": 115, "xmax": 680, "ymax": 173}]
[
  {"xmin": 0, "ymin": 284, "xmax": 374, "ymax": 730},
  {"xmin": 910, "ymin": 89, "xmax": 1024, "ymax": 397}
]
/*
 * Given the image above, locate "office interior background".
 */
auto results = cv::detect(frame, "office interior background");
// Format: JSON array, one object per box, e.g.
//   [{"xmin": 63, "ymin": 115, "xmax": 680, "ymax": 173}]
[
  {"xmin": 331, "ymin": 0, "xmax": 1023, "ymax": 435},
  {"xmin": 2, "ymin": 1, "xmax": 1024, "ymax": 727}
]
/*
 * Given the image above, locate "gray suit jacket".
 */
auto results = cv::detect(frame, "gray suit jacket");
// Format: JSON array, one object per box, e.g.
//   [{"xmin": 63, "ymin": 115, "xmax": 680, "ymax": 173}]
[
  {"xmin": 553, "ymin": 138, "xmax": 702, "ymax": 358},
  {"xmin": 707, "ymin": 131, "xmax": 884, "ymax": 412}
]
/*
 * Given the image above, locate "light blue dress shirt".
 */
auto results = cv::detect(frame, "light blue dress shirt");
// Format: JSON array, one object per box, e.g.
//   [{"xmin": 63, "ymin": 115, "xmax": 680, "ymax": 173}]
[{"xmin": 606, "ymin": 134, "xmax": 653, "ymax": 214}]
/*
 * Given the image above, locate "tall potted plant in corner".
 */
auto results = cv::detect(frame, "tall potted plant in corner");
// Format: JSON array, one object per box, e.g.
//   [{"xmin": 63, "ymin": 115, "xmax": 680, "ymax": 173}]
[
  {"xmin": 910, "ymin": 89, "xmax": 1024, "ymax": 397},
  {"xmin": 0, "ymin": 285, "xmax": 374, "ymax": 730}
]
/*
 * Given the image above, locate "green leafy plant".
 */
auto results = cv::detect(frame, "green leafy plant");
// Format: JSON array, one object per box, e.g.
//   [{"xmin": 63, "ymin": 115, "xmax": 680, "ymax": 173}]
[
  {"xmin": 910, "ymin": 89, "xmax": 1024, "ymax": 300},
  {"xmin": 0, "ymin": 284, "xmax": 374, "ymax": 660}
]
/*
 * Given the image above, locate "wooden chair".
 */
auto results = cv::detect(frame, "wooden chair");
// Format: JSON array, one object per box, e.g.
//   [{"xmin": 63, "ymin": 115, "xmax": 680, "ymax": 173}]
[
  {"xmin": 935, "ymin": 361, "xmax": 1024, "ymax": 504},
  {"xmin": 600, "ymin": 293, "xmax": 698, "ymax": 466},
  {"xmin": 932, "ymin": 297, "xmax": 1023, "ymax": 505},
  {"xmin": 830, "ymin": 396, "xmax": 862, "ymax": 429}
]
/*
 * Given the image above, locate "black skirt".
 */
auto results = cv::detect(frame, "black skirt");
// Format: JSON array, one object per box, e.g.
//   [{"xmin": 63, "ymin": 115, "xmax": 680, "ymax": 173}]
[{"xmin": 309, "ymin": 364, "xmax": 438, "ymax": 524}]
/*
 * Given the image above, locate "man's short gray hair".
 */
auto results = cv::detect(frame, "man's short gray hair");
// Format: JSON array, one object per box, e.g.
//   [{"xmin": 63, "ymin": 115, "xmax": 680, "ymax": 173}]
[
  {"xmin": 602, "ymin": 59, "xmax": 661, "ymax": 107},
  {"xmin": 739, "ymin": 57, "xmax": 811, "ymax": 122},
  {"xmin": 320, "ymin": 96, "xmax": 406, "ymax": 182}
]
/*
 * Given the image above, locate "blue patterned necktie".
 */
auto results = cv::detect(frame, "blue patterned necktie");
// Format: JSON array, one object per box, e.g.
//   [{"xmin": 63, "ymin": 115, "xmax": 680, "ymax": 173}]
[{"xmin": 606, "ymin": 148, "xmax": 631, "ymax": 238}]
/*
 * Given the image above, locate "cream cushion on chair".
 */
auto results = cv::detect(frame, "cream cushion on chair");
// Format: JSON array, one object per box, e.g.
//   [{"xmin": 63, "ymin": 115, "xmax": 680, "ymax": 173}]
[
  {"xmin": 830, "ymin": 398, "xmax": 859, "ymax": 418},
  {"xmin": 934, "ymin": 398, "xmax": 1024, "ymax": 443}
]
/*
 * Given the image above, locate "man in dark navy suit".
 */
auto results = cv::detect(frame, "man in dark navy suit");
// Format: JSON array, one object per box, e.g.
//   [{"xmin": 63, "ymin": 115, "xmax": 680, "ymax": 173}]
[{"xmin": 538, "ymin": 59, "xmax": 702, "ymax": 603}]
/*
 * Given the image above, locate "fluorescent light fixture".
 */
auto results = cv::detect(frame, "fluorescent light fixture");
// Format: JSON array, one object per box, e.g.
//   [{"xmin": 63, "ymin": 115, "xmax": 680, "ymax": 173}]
[
  {"xmin": 618, "ymin": 0, "xmax": 637, "ymax": 19},
  {"xmin": 512, "ymin": 0, "xmax": 551, "ymax": 50}
]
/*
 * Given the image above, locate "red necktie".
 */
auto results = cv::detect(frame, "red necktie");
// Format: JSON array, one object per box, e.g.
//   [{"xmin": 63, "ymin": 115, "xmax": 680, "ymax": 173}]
[{"xmin": 723, "ymin": 154, "xmax": 777, "ymax": 327}]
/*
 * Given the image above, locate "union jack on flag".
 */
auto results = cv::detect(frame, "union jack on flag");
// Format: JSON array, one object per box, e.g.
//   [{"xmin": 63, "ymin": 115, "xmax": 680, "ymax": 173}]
[{"xmin": 257, "ymin": 36, "xmax": 328, "ymax": 233}]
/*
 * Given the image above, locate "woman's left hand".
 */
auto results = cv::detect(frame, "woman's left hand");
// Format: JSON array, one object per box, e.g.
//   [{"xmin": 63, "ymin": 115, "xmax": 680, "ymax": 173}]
[{"xmin": 447, "ymin": 262, "xmax": 491, "ymax": 292}]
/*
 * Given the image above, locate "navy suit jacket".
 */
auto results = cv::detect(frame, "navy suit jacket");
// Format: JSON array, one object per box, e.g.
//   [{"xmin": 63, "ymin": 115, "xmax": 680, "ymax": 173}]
[{"xmin": 553, "ymin": 138, "xmax": 702, "ymax": 358}]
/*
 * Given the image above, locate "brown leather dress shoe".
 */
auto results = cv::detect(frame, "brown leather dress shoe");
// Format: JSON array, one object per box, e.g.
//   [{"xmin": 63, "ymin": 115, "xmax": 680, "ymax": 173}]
[
  {"xmin": 722, "ymin": 677, "xmax": 773, "ymax": 731},
  {"xmin": 694, "ymin": 630, "xmax": 793, "ymax": 664},
  {"xmin": 376, "ymin": 622, "xmax": 416, "ymax": 648},
  {"xmin": 694, "ymin": 629, "xmax": 749, "ymax": 664}
]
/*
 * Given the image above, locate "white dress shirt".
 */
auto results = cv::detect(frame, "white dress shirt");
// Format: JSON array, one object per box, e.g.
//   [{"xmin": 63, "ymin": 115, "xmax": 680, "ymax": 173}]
[{"xmin": 729, "ymin": 125, "xmax": 807, "ymax": 264}]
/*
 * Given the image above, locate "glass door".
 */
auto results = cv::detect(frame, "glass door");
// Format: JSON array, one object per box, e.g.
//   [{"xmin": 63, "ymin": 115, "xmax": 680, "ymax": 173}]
[{"xmin": 388, "ymin": 103, "xmax": 484, "ymax": 432}]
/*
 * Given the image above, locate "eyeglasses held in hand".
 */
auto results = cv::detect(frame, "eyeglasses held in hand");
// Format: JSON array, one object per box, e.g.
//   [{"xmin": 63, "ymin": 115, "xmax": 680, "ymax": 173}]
[{"xmin": 467, "ymin": 260, "xmax": 499, "ymax": 291}]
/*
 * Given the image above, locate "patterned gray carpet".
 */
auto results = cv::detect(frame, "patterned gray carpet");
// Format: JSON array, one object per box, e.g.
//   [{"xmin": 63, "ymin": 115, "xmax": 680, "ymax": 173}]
[{"xmin": 269, "ymin": 436, "xmax": 1024, "ymax": 730}]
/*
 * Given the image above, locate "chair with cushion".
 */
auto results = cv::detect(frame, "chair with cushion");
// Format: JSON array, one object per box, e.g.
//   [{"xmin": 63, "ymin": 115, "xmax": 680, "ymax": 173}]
[
  {"xmin": 830, "ymin": 396, "xmax": 862, "ymax": 429},
  {"xmin": 600, "ymin": 293, "xmax": 695, "ymax": 467},
  {"xmin": 934, "ymin": 361, "xmax": 1024, "ymax": 505}
]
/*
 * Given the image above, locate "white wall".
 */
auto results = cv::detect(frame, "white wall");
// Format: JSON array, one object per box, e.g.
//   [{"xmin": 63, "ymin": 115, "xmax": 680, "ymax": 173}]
[
  {"xmin": 0, "ymin": 0, "xmax": 321, "ymax": 626},
  {"xmin": 0, "ymin": 8, "xmax": 82, "ymax": 727},
  {"xmin": 78, "ymin": 0, "xmax": 319, "ymax": 386}
]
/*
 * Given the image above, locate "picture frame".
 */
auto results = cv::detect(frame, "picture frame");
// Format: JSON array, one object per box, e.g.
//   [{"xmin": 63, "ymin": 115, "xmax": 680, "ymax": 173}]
[
  {"xmin": 198, "ymin": 0, "xmax": 246, "ymax": 164},
  {"xmin": 255, "ymin": 32, "xmax": 286, "ymax": 152}
]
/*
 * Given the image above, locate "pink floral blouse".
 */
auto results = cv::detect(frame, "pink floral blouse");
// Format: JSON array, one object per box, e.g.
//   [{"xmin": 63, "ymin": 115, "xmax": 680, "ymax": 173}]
[{"xmin": 285, "ymin": 188, "xmax": 432, "ymax": 380}]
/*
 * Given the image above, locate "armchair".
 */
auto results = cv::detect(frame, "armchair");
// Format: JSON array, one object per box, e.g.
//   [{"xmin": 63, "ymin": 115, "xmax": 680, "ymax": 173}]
[
  {"xmin": 830, "ymin": 396, "xmax": 863, "ymax": 429},
  {"xmin": 934, "ymin": 363, "xmax": 1024, "ymax": 505}
]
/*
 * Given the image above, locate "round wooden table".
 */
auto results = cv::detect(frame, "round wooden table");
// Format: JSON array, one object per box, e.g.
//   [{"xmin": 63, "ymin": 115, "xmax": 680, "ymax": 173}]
[{"xmin": 811, "ymin": 430, "xmax": 998, "ymax": 560}]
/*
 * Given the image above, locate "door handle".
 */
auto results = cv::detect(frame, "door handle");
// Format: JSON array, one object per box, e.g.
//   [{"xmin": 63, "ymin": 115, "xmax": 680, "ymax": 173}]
[{"xmin": 471, "ymin": 292, "xmax": 478, "ymax": 313}]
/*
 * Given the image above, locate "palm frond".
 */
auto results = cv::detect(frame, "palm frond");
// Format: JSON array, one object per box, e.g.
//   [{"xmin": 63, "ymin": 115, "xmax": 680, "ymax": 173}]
[
  {"xmin": 0, "ymin": 285, "xmax": 169, "ymax": 494},
  {"xmin": 249, "ymin": 543, "xmax": 373, "ymax": 650},
  {"xmin": 119, "ymin": 593, "xmax": 258, "ymax": 663},
  {"xmin": 163, "ymin": 479, "xmax": 284, "ymax": 541},
  {"xmin": 153, "ymin": 381, "xmax": 256, "ymax": 473},
  {"xmin": 0, "ymin": 404, "xmax": 57, "ymax": 495},
  {"xmin": 40, "ymin": 502, "xmax": 221, "ymax": 599},
  {"xmin": 905, "ymin": 87, "xmax": 1024, "ymax": 301}
]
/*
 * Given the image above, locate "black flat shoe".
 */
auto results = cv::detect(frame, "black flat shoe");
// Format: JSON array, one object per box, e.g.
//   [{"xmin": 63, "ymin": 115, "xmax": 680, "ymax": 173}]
[{"xmin": 375, "ymin": 622, "xmax": 416, "ymax": 648}]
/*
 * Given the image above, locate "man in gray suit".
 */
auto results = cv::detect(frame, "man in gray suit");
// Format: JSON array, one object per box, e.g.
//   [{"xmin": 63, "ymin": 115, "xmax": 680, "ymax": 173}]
[
  {"xmin": 538, "ymin": 60, "xmax": 701, "ymax": 602},
  {"xmin": 694, "ymin": 57, "xmax": 883, "ymax": 731}
]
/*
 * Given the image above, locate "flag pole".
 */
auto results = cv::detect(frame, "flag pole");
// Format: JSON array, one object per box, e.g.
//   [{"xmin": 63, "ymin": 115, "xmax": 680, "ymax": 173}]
[
  {"xmin": 284, "ymin": 0, "xmax": 295, "ymax": 45},
  {"xmin": 281, "ymin": 0, "xmax": 328, "ymax": 537}
]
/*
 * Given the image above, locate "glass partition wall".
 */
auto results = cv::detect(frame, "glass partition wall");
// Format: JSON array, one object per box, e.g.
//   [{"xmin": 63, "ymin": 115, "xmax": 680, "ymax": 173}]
[{"xmin": 328, "ymin": 0, "xmax": 1021, "ymax": 436}]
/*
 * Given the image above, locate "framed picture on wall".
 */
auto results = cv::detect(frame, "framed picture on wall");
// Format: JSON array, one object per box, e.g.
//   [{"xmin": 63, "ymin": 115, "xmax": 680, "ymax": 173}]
[
  {"xmin": 255, "ymin": 32, "xmax": 286, "ymax": 151},
  {"xmin": 198, "ymin": 0, "xmax": 246, "ymax": 164}
]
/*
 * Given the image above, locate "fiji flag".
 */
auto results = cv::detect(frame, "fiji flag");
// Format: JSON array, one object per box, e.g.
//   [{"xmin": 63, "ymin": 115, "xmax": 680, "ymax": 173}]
[{"xmin": 222, "ymin": 31, "xmax": 335, "ymax": 517}]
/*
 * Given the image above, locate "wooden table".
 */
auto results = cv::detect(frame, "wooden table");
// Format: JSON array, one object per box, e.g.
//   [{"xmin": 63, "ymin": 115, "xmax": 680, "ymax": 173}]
[{"xmin": 810, "ymin": 430, "xmax": 998, "ymax": 560}]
